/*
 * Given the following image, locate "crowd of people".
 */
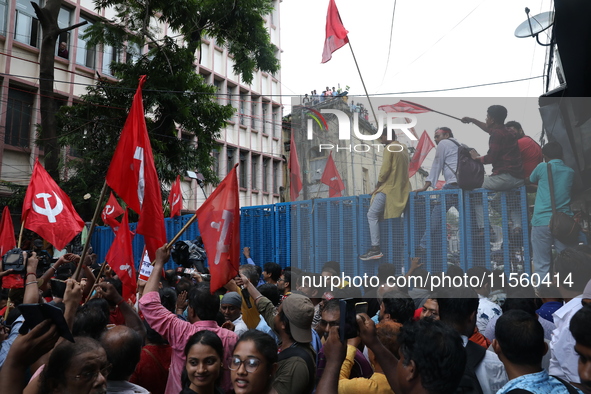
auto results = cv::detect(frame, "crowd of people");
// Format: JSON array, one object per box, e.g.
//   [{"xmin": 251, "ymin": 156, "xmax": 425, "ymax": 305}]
[{"xmin": 0, "ymin": 242, "xmax": 590, "ymax": 394}]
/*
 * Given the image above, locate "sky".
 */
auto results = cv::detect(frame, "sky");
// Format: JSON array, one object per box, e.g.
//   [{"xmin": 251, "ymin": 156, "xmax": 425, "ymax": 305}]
[{"xmin": 279, "ymin": 0, "xmax": 555, "ymax": 170}]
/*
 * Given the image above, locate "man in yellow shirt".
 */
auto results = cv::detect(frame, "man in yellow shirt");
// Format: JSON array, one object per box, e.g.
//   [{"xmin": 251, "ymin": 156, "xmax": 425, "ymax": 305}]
[{"xmin": 360, "ymin": 130, "xmax": 410, "ymax": 260}]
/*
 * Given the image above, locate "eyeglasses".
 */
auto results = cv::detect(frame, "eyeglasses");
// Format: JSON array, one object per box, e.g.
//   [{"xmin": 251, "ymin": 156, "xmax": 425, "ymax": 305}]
[
  {"xmin": 73, "ymin": 364, "xmax": 112, "ymax": 382},
  {"xmin": 228, "ymin": 356, "xmax": 261, "ymax": 373},
  {"xmin": 277, "ymin": 278, "xmax": 285, "ymax": 282}
]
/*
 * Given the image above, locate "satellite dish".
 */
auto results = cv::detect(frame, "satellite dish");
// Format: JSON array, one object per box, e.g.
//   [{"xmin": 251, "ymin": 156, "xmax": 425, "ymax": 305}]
[{"xmin": 515, "ymin": 10, "xmax": 554, "ymax": 39}]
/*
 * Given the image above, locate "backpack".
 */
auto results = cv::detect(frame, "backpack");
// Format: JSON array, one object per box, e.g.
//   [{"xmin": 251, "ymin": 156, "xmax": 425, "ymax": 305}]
[
  {"xmin": 445, "ymin": 139, "xmax": 485, "ymax": 190},
  {"xmin": 278, "ymin": 344, "xmax": 316, "ymax": 394},
  {"xmin": 455, "ymin": 340, "xmax": 486, "ymax": 394}
]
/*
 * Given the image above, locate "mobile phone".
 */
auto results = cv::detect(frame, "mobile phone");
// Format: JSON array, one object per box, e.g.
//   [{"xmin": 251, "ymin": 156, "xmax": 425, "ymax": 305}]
[
  {"xmin": 18, "ymin": 303, "xmax": 74, "ymax": 342},
  {"xmin": 355, "ymin": 302, "xmax": 368, "ymax": 315},
  {"xmin": 339, "ymin": 298, "xmax": 359, "ymax": 343}
]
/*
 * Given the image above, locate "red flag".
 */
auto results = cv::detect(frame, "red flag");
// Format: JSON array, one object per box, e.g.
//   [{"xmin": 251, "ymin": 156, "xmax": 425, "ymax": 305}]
[
  {"xmin": 321, "ymin": 152, "xmax": 345, "ymax": 197},
  {"xmin": 408, "ymin": 131, "xmax": 435, "ymax": 178},
  {"xmin": 106, "ymin": 209, "xmax": 137, "ymax": 302},
  {"xmin": 101, "ymin": 192, "xmax": 124, "ymax": 229},
  {"xmin": 196, "ymin": 164, "xmax": 240, "ymax": 293},
  {"xmin": 321, "ymin": 0, "xmax": 349, "ymax": 63},
  {"xmin": 405, "ymin": 117, "xmax": 419, "ymax": 141},
  {"xmin": 168, "ymin": 175, "xmax": 182, "ymax": 218},
  {"xmin": 106, "ymin": 76, "xmax": 166, "ymax": 261},
  {"xmin": 289, "ymin": 133, "xmax": 303, "ymax": 201},
  {"xmin": 0, "ymin": 206, "xmax": 16, "ymax": 257},
  {"xmin": 379, "ymin": 100, "xmax": 432, "ymax": 114},
  {"xmin": 22, "ymin": 159, "xmax": 84, "ymax": 251}
]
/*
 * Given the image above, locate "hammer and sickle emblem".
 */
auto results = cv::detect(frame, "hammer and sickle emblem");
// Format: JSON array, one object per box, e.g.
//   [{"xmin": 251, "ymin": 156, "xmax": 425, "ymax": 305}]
[
  {"xmin": 210, "ymin": 210, "xmax": 233, "ymax": 266},
  {"xmin": 172, "ymin": 194, "xmax": 180, "ymax": 207},
  {"xmin": 32, "ymin": 192, "xmax": 64, "ymax": 223}
]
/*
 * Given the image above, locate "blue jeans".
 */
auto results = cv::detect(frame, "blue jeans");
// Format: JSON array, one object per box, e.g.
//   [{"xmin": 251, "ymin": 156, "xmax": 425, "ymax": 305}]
[
  {"xmin": 368, "ymin": 192, "xmax": 386, "ymax": 247},
  {"xmin": 419, "ymin": 183, "xmax": 459, "ymax": 248},
  {"xmin": 531, "ymin": 225, "xmax": 573, "ymax": 278}
]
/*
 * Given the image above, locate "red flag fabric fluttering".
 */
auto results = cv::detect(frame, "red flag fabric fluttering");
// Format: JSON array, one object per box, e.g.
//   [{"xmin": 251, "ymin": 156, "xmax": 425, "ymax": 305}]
[
  {"xmin": 196, "ymin": 164, "xmax": 240, "ymax": 293},
  {"xmin": 169, "ymin": 175, "xmax": 182, "ymax": 218},
  {"xmin": 321, "ymin": 0, "xmax": 349, "ymax": 63},
  {"xmin": 408, "ymin": 131, "xmax": 435, "ymax": 178},
  {"xmin": 321, "ymin": 152, "xmax": 345, "ymax": 197},
  {"xmin": 101, "ymin": 192, "xmax": 124, "ymax": 230},
  {"xmin": 106, "ymin": 75, "xmax": 166, "ymax": 261},
  {"xmin": 105, "ymin": 209, "xmax": 137, "ymax": 303},
  {"xmin": 0, "ymin": 206, "xmax": 16, "ymax": 257},
  {"xmin": 22, "ymin": 159, "xmax": 84, "ymax": 251},
  {"xmin": 289, "ymin": 133, "xmax": 303, "ymax": 201},
  {"xmin": 379, "ymin": 100, "xmax": 432, "ymax": 114}
]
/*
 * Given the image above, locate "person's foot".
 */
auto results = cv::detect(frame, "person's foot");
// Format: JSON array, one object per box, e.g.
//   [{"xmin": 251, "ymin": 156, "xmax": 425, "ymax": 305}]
[{"xmin": 360, "ymin": 246, "xmax": 383, "ymax": 260}]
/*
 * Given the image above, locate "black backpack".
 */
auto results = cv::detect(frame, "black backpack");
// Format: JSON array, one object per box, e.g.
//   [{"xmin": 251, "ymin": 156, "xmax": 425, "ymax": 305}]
[
  {"xmin": 455, "ymin": 340, "xmax": 486, "ymax": 394},
  {"xmin": 446, "ymin": 139, "xmax": 485, "ymax": 190}
]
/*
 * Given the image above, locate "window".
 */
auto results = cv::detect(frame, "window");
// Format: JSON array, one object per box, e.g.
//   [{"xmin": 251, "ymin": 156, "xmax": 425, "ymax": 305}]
[
  {"xmin": 0, "ymin": 0, "xmax": 7, "ymax": 35},
  {"xmin": 239, "ymin": 93, "xmax": 247, "ymax": 126},
  {"xmin": 76, "ymin": 18, "xmax": 96, "ymax": 68},
  {"xmin": 126, "ymin": 42, "xmax": 141, "ymax": 64},
  {"xmin": 212, "ymin": 147, "xmax": 220, "ymax": 177},
  {"xmin": 273, "ymin": 160, "xmax": 280, "ymax": 194},
  {"xmin": 252, "ymin": 154, "xmax": 259, "ymax": 190},
  {"xmin": 273, "ymin": 108, "xmax": 280, "ymax": 137},
  {"xmin": 262, "ymin": 106, "xmax": 268, "ymax": 134},
  {"xmin": 5, "ymin": 88, "xmax": 34, "ymax": 148},
  {"xmin": 251, "ymin": 100, "xmax": 257, "ymax": 129},
  {"xmin": 102, "ymin": 45, "xmax": 119, "ymax": 76},
  {"xmin": 263, "ymin": 158, "xmax": 270, "ymax": 192},
  {"xmin": 14, "ymin": 0, "xmax": 39, "ymax": 47},
  {"xmin": 226, "ymin": 147, "xmax": 235, "ymax": 177},
  {"xmin": 56, "ymin": 8, "xmax": 72, "ymax": 59},
  {"xmin": 239, "ymin": 151, "xmax": 248, "ymax": 188},
  {"xmin": 213, "ymin": 80, "xmax": 223, "ymax": 104}
]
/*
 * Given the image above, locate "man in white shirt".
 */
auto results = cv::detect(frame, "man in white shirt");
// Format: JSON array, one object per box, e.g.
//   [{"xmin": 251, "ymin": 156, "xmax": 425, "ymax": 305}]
[
  {"xmin": 221, "ymin": 291, "xmax": 249, "ymax": 336},
  {"xmin": 413, "ymin": 127, "xmax": 460, "ymax": 253}
]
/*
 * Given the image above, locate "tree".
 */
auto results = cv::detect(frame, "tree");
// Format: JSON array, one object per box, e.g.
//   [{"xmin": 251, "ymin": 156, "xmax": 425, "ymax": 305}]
[{"xmin": 56, "ymin": 0, "xmax": 279, "ymax": 218}]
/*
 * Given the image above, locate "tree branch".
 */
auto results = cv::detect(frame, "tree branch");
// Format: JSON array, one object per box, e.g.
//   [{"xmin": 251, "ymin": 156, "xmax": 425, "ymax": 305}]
[{"xmin": 58, "ymin": 20, "xmax": 88, "ymax": 35}]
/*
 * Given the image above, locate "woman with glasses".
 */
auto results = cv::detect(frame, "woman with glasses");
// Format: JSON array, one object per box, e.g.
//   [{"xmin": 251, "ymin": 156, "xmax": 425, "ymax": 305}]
[
  {"xmin": 230, "ymin": 330, "xmax": 277, "ymax": 394},
  {"xmin": 181, "ymin": 331, "xmax": 224, "ymax": 394}
]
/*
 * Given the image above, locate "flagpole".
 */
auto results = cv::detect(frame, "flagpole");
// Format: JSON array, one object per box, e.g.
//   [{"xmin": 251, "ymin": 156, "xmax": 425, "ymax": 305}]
[
  {"xmin": 348, "ymin": 42, "xmax": 380, "ymax": 128},
  {"xmin": 400, "ymin": 100, "xmax": 463, "ymax": 122},
  {"xmin": 73, "ymin": 181, "xmax": 109, "ymax": 281},
  {"xmin": 17, "ymin": 222, "xmax": 25, "ymax": 248},
  {"xmin": 82, "ymin": 261, "xmax": 108, "ymax": 305}
]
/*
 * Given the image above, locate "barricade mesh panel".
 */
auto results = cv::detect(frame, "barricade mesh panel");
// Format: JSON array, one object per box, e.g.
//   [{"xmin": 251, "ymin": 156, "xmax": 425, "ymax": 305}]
[
  {"xmin": 240, "ymin": 205, "xmax": 275, "ymax": 266},
  {"xmin": 289, "ymin": 201, "xmax": 315, "ymax": 272}
]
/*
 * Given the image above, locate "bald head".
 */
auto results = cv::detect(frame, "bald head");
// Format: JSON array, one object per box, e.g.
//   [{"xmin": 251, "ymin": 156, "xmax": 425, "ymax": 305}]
[{"xmin": 100, "ymin": 325, "xmax": 142, "ymax": 381}]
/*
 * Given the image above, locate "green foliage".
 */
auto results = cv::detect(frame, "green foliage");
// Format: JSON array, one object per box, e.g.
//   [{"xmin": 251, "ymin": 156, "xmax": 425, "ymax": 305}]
[{"xmin": 58, "ymin": 39, "xmax": 234, "ymax": 218}]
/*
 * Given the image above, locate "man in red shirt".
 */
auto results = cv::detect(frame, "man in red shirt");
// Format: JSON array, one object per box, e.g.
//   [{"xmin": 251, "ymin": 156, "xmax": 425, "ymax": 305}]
[{"xmin": 505, "ymin": 120, "xmax": 543, "ymax": 179}]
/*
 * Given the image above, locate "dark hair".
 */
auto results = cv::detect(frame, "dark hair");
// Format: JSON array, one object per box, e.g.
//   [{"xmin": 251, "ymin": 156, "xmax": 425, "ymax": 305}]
[
  {"xmin": 436, "ymin": 287, "xmax": 479, "ymax": 324},
  {"xmin": 240, "ymin": 264, "xmax": 260, "ymax": 285},
  {"xmin": 104, "ymin": 277, "xmax": 123, "ymax": 297},
  {"xmin": 399, "ymin": 319, "xmax": 466, "ymax": 394},
  {"xmin": 505, "ymin": 120, "xmax": 522, "ymax": 130},
  {"xmin": 257, "ymin": 283, "xmax": 281, "ymax": 306},
  {"xmin": 487, "ymin": 105, "xmax": 508, "ymax": 124},
  {"xmin": 501, "ymin": 297, "xmax": 538, "ymax": 315},
  {"xmin": 235, "ymin": 330, "xmax": 278, "ymax": 373},
  {"xmin": 263, "ymin": 262, "xmax": 282, "ymax": 281},
  {"xmin": 188, "ymin": 283, "xmax": 220, "ymax": 321},
  {"xmin": 176, "ymin": 277, "xmax": 193, "ymax": 295},
  {"xmin": 278, "ymin": 309, "xmax": 293, "ymax": 341},
  {"xmin": 159, "ymin": 287, "xmax": 177, "ymax": 313},
  {"xmin": 283, "ymin": 271, "xmax": 293, "ymax": 287},
  {"xmin": 554, "ymin": 248, "xmax": 591, "ymax": 292},
  {"xmin": 181, "ymin": 331, "xmax": 224, "ymax": 390},
  {"xmin": 495, "ymin": 310, "xmax": 545, "ymax": 366},
  {"xmin": 322, "ymin": 298, "xmax": 340, "ymax": 315},
  {"xmin": 570, "ymin": 304, "xmax": 591, "ymax": 347},
  {"xmin": 144, "ymin": 320, "xmax": 168, "ymax": 345},
  {"xmin": 446, "ymin": 264, "xmax": 464, "ymax": 278},
  {"xmin": 41, "ymin": 337, "xmax": 104, "ymax": 394},
  {"xmin": 322, "ymin": 261, "xmax": 341, "ymax": 273},
  {"xmin": 435, "ymin": 127, "xmax": 454, "ymax": 138},
  {"xmin": 466, "ymin": 266, "xmax": 491, "ymax": 289},
  {"xmin": 542, "ymin": 141, "xmax": 564, "ymax": 160},
  {"xmin": 101, "ymin": 326, "xmax": 142, "ymax": 381},
  {"xmin": 381, "ymin": 291, "xmax": 415, "ymax": 324},
  {"xmin": 73, "ymin": 298, "xmax": 110, "ymax": 340}
]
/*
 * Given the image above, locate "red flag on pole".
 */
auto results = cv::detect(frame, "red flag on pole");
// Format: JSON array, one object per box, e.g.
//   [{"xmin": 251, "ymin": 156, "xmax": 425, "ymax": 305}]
[
  {"xmin": 0, "ymin": 206, "xmax": 16, "ymax": 257},
  {"xmin": 105, "ymin": 209, "xmax": 137, "ymax": 303},
  {"xmin": 106, "ymin": 75, "xmax": 166, "ymax": 261},
  {"xmin": 408, "ymin": 131, "xmax": 435, "ymax": 178},
  {"xmin": 379, "ymin": 100, "xmax": 432, "ymax": 114},
  {"xmin": 101, "ymin": 192, "xmax": 124, "ymax": 229},
  {"xmin": 321, "ymin": 152, "xmax": 345, "ymax": 197},
  {"xmin": 289, "ymin": 133, "xmax": 303, "ymax": 201},
  {"xmin": 169, "ymin": 175, "xmax": 182, "ymax": 218},
  {"xmin": 321, "ymin": 0, "xmax": 349, "ymax": 63},
  {"xmin": 22, "ymin": 159, "xmax": 84, "ymax": 251},
  {"xmin": 196, "ymin": 164, "xmax": 240, "ymax": 293}
]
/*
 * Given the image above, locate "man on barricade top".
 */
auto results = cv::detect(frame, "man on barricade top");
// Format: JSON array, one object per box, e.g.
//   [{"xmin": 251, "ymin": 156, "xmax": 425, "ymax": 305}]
[
  {"xmin": 413, "ymin": 127, "xmax": 461, "ymax": 255},
  {"xmin": 360, "ymin": 128, "xmax": 410, "ymax": 261},
  {"xmin": 505, "ymin": 120, "xmax": 543, "ymax": 179}
]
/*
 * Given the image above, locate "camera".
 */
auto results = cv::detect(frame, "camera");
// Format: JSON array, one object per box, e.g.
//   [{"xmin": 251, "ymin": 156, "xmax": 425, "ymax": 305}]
[
  {"xmin": 2, "ymin": 248, "xmax": 27, "ymax": 272},
  {"xmin": 170, "ymin": 238, "xmax": 208, "ymax": 274}
]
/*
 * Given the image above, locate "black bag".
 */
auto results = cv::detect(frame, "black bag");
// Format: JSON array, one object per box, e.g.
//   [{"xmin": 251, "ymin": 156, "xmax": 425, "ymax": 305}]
[
  {"xmin": 455, "ymin": 341, "xmax": 486, "ymax": 394},
  {"xmin": 446, "ymin": 139, "xmax": 485, "ymax": 190},
  {"xmin": 547, "ymin": 163, "xmax": 580, "ymax": 245}
]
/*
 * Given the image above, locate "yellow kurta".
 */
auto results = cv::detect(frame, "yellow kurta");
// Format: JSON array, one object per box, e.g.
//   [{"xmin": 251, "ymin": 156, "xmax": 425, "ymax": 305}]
[{"xmin": 373, "ymin": 142, "xmax": 410, "ymax": 219}]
